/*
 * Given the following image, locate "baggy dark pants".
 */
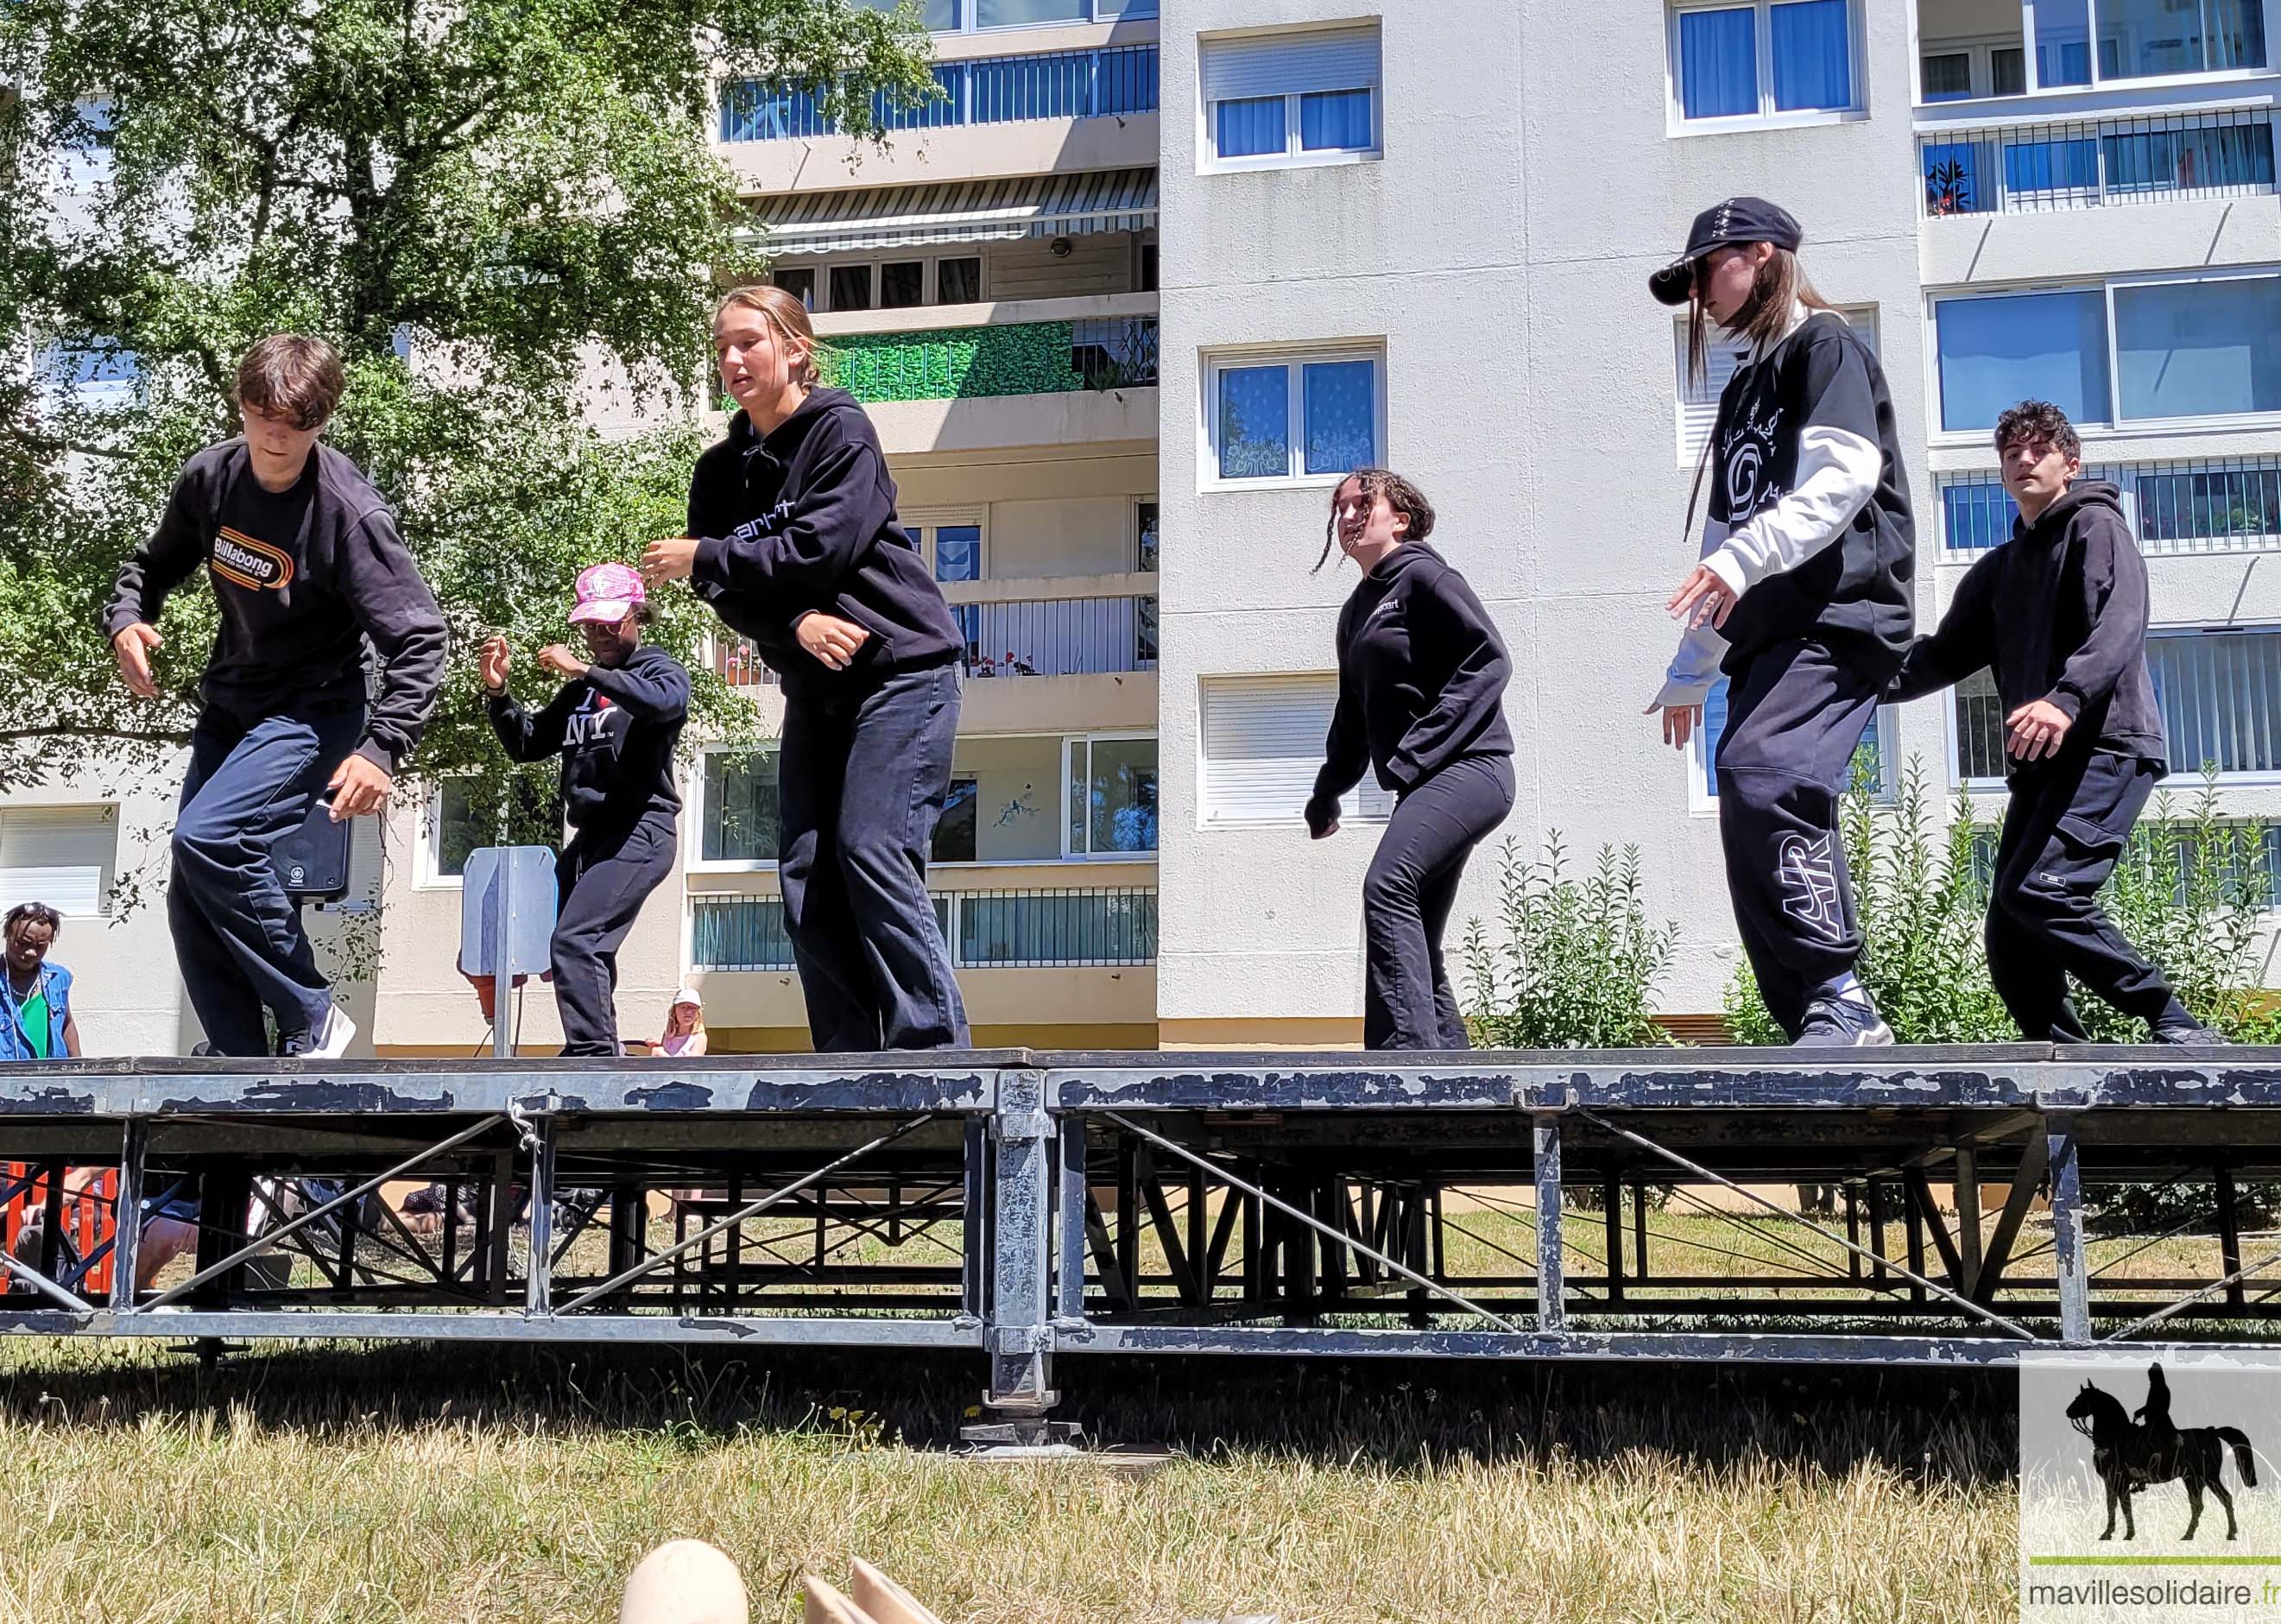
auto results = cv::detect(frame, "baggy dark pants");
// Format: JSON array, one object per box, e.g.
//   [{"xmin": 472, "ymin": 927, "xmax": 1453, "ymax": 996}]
[
  {"xmin": 1362, "ymin": 753, "xmax": 1515, "ymax": 1050},
  {"xmin": 552, "ymin": 814, "xmax": 678, "ymax": 1057},
  {"xmin": 1715, "ymin": 638, "xmax": 1885, "ymax": 1039},
  {"xmin": 1986, "ymin": 749, "xmax": 2190, "ymax": 1041},
  {"xmin": 778, "ymin": 663, "xmax": 970, "ymax": 1052},
  {"xmin": 169, "ymin": 702, "xmax": 365, "ymax": 1056}
]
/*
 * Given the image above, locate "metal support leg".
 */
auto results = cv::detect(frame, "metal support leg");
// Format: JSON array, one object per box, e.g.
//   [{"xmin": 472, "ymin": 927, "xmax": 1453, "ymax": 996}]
[
  {"xmin": 1955, "ymin": 1146, "xmax": 1983, "ymax": 1298},
  {"xmin": 110, "ymin": 1119, "xmax": 145, "ymax": 1311},
  {"xmin": 483, "ymin": 1149, "xmax": 513, "ymax": 1305},
  {"xmin": 963, "ymin": 1117, "xmax": 989, "ymax": 1320},
  {"xmin": 1603, "ymin": 1176, "xmax": 1623, "ymax": 1303},
  {"xmin": 1056, "ymin": 1117, "xmax": 1087, "ymax": 1322},
  {"xmin": 970, "ymin": 1071, "xmax": 1073, "ymax": 1452},
  {"xmin": 2217, "ymin": 1164, "xmax": 2246, "ymax": 1312},
  {"xmin": 524, "ymin": 1117, "xmax": 556, "ymax": 1318},
  {"xmin": 2047, "ymin": 1115, "xmax": 2092, "ymax": 1344},
  {"xmin": 1534, "ymin": 1111, "xmax": 1564, "ymax": 1335}
]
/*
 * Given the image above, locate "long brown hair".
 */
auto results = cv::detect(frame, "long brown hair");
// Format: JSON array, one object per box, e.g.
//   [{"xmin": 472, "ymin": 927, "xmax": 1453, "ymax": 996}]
[
  {"xmin": 1684, "ymin": 246, "xmax": 1836, "ymax": 389},
  {"xmin": 1315, "ymin": 469, "xmax": 1437, "ymax": 572},
  {"xmin": 714, "ymin": 283, "xmax": 826, "ymax": 391}
]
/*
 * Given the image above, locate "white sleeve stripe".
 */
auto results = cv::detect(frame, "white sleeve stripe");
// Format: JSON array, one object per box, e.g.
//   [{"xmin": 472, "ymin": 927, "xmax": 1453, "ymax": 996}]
[{"xmin": 1705, "ymin": 424, "xmax": 1880, "ymax": 595}]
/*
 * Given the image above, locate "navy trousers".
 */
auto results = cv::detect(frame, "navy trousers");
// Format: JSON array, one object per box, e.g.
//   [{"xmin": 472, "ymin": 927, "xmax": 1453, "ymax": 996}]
[{"xmin": 168, "ymin": 703, "xmax": 364, "ymax": 1056}]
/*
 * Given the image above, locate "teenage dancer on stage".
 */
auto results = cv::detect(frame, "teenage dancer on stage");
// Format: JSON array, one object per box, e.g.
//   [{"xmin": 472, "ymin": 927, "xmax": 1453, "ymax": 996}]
[
  {"xmin": 105, "ymin": 335, "xmax": 445, "ymax": 1058},
  {"xmin": 1645, "ymin": 199, "xmax": 1916, "ymax": 1047},
  {"xmin": 1306, "ymin": 470, "xmax": 1514, "ymax": 1051},
  {"xmin": 480, "ymin": 564, "xmax": 689, "ymax": 1057},
  {"xmin": 641, "ymin": 286, "xmax": 969, "ymax": 1052}
]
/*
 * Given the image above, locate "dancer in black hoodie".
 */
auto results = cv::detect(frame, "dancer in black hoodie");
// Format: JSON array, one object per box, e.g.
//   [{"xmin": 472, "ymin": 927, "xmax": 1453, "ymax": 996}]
[
  {"xmin": 480, "ymin": 563, "xmax": 689, "ymax": 1057},
  {"xmin": 642, "ymin": 285, "xmax": 968, "ymax": 1052},
  {"xmin": 1646, "ymin": 198, "xmax": 1916, "ymax": 1046},
  {"xmin": 1888, "ymin": 400, "xmax": 2221, "ymax": 1046},
  {"xmin": 1307, "ymin": 471, "xmax": 1514, "ymax": 1050}
]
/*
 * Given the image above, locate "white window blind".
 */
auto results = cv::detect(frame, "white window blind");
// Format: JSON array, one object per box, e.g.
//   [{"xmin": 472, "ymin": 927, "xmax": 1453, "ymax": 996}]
[
  {"xmin": 1672, "ymin": 307, "xmax": 1879, "ymax": 466},
  {"xmin": 1200, "ymin": 674, "xmax": 1393, "ymax": 825},
  {"xmin": 0, "ymin": 807, "xmax": 116, "ymax": 917},
  {"xmin": 1200, "ymin": 25, "xmax": 1381, "ymax": 102}
]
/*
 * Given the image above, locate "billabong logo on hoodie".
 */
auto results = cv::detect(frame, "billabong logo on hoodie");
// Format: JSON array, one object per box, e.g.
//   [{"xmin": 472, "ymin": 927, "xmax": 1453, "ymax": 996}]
[{"xmin": 209, "ymin": 527, "xmax": 294, "ymax": 591}]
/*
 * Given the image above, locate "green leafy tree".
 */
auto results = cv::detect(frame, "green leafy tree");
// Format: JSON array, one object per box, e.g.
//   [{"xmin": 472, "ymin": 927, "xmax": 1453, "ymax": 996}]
[
  {"xmin": 0, "ymin": 0, "xmax": 937, "ymax": 798},
  {"xmin": 1462, "ymin": 836, "xmax": 1679, "ymax": 1049}
]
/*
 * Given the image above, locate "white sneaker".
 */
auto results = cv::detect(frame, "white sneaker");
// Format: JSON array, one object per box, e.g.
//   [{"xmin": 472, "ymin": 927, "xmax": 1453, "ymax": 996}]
[{"xmin": 296, "ymin": 1004, "xmax": 357, "ymax": 1060}]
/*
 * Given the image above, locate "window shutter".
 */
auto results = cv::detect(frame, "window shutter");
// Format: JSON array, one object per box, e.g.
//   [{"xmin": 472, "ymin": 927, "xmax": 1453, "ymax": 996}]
[
  {"xmin": 1201, "ymin": 674, "xmax": 1393, "ymax": 825},
  {"xmin": 1201, "ymin": 25, "xmax": 1381, "ymax": 103},
  {"xmin": 0, "ymin": 807, "xmax": 116, "ymax": 916},
  {"xmin": 1673, "ymin": 308, "xmax": 1878, "ymax": 465}
]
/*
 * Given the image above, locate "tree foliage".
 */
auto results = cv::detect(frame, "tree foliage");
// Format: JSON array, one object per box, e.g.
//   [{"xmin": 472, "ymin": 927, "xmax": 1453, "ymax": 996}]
[{"xmin": 0, "ymin": 0, "xmax": 935, "ymax": 792}]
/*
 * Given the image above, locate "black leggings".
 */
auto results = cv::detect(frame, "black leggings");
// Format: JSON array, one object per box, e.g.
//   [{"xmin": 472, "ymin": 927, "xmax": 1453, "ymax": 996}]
[{"xmin": 1362, "ymin": 754, "xmax": 1515, "ymax": 1050}]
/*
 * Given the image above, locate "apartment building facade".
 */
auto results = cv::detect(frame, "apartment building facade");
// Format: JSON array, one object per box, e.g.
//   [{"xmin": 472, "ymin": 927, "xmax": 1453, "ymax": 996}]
[{"xmin": 17, "ymin": 1, "xmax": 2281, "ymax": 1055}]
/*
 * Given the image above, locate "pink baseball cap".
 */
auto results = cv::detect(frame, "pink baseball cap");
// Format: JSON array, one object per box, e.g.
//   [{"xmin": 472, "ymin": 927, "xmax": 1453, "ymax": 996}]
[{"xmin": 569, "ymin": 562, "xmax": 646, "ymax": 625}]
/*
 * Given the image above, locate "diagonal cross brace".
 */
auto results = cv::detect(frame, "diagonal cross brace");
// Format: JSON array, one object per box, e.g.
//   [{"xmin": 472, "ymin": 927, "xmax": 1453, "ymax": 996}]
[
  {"xmin": 1572, "ymin": 1109, "xmax": 2040, "ymax": 1342},
  {"xmin": 553, "ymin": 1113, "xmax": 938, "ymax": 1317},
  {"xmin": 1097, "ymin": 1110, "xmax": 1523, "ymax": 1335},
  {"xmin": 0, "ymin": 1244, "xmax": 97, "ymax": 1312},
  {"xmin": 2101, "ymin": 1243, "xmax": 2281, "ymax": 1343}
]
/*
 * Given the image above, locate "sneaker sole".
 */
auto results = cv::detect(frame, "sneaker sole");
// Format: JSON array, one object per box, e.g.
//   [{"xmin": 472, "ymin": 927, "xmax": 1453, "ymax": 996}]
[{"xmin": 306, "ymin": 1008, "xmax": 357, "ymax": 1060}]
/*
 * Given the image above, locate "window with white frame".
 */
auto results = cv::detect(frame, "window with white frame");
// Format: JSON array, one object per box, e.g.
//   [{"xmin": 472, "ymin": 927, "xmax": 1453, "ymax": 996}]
[
  {"xmin": 1135, "ymin": 500, "xmax": 1159, "ymax": 572},
  {"xmin": 1199, "ymin": 674, "xmax": 1395, "ymax": 826},
  {"xmin": 1206, "ymin": 346, "xmax": 1384, "ymax": 485},
  {"xmin": 905, "ymin": 511, "xmax": 987, "ymax": 584},
  {"xmin": 1952, "ymin": 624, "xmax": 2281, "ymax": 783},
  {"xmin": 1065, "ymin": 735, "xmax": 1158, "ymax": 856},
  {"xmin": 1932, "ymin": 270, "xmax": 2281, "ymax": 436},
  {"xmin": 1927, "ymin": 0, "xmax": 2270, "ymax": 95},
  {"xmin": 0, "ymin": 806, "xmax": 116, "ymax": 918},
  {"xmin": 424, "ymin": 777, "xmax": 565, "ymax": 883},
  {"xmin": 1691, "ymin": 679, "xmax": 1895, "ymax": 807},
  {"xmin": 698, "ymin": 748, "xmax": 780, "ymax": 868},
  {"xmin": 1200, "ymin": 23, "xmax": 1381, "ymax": 168},
  {"xmin": 852, "ymin": 0, "xmax": 1154, "ymax": 33},
  {"xmin": 1673, "ymin": 306, "xmax": 1879, "ymax": 465},
  {"xmin": 771, "ymin": 254, "xmax": 983, "ymax": 314},
  {"xmin": 1669, "ymin": 0, "xmax": 1864, "ymax": 125}
]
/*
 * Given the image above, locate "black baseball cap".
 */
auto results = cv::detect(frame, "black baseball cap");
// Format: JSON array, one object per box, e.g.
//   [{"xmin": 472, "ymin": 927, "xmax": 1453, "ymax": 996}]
[{"xmin": 1648, "ymin": 197, "xmax": 1805, "ymax": 306}]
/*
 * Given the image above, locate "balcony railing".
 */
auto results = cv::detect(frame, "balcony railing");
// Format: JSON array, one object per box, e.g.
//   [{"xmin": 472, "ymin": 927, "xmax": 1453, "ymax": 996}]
[
  {"xmin": 825, "ymin": 317, "xmax": 1157, "ymax": 403},
  {"xmin": 1920, "ymin": 107, "xmax": 2277, "ymax": 216},
  {"xmin": 1938, "ymin": 459, "xmax": 2281, "ymax": 555},
  {"xmin": 721, "ymin": 44, "xmax": 1159, "ymax": 143},
  {"xmin": 707, "ymin": 591, "xmax": 1157, "ymax": 687},
  {"xmin": 952, "ymin": 592, "xmax": 1156, "ymax": 679},
  {"xmin": 692, "ymin": 887, "xmax": 1157, "ymax": 970}
]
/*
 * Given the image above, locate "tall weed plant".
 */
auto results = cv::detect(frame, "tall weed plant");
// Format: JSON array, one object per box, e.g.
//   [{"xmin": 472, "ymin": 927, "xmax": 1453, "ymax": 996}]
[{"xmin": 1463, "ymin": 837, "xmax": 1679, "ymax": 1049}]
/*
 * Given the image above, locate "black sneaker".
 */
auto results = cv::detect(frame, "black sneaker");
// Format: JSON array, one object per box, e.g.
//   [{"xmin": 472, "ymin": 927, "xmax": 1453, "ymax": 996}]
[
  {"xmin": 2151, "ymin": 1018, "xmax": 2231, "ymax": 1046},
  {"xmin": 1795, "ymin": 995, "xmax": 1895, "ymax": 1048}
]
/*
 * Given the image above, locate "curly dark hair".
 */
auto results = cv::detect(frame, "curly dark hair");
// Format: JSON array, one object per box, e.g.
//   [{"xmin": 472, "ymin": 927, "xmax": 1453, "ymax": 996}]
[
  {"xmin": 1994, "ymin": 399, "xmax": 2082, "ymax": 461},
  {"xmin": 3, "ymin": 902, "xmax": 60, "ymax": 942},
  {"xmin": 1315, "ymin": 469, "xmax": 1437, "ymax": 572}
]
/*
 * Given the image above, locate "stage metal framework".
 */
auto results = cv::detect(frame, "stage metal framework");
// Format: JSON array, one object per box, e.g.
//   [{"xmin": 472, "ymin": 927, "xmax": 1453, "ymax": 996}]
[{"xmin": 2, "ymin": 1046, "xmax": 2278, "ymax": 1441}]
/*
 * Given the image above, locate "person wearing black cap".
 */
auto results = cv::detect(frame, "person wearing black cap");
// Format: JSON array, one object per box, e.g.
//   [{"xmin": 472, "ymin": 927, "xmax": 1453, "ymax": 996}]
[
  {"xmin": 1306, "ymin": 469, "xmax": 1514, "ymax": 1050},
  {"xmin": 1644, "ymin": 198, "xmax": 1916, "ymax": 1047}
]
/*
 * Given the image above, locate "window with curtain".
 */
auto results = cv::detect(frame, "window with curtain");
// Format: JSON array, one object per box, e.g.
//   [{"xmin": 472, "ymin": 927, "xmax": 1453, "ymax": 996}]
[
  {"xmin": 1066, "ymin": 736, "xmax": 1159, "ymax": 856},
  {"xmin": 703, "ymin": 749, "xmax": 781, "ymax": 865},
  {"xmin": 1933, "ymin": 288, "xmax": 2114, "ymax": 432},
  {"xmin": 2116, "ymin": 277, "xmax": 2281, "ymax": 420},
  {"xmin": 1672, "ymin": 1, "xmax": 1860, "ymax": 122},
  {"xmin": 976, "ymin": 0, "xmax": 1087, "ymax": 25},
  {"xmin": 1921, "ymin": 51, "xmax": 1974, "ymax": 100},
  {"xmin": 856, "ymin": 0, "xmax": 961, "ymax": 28},
  {"xmin": 2038, "ymin": 0, "xmax": 2095, "ymax": 85},
  {"xmin": 1210, "ymin": 350, "xmax": 1383, "ymax": 483},
  {"xmin": 1200, "ymin": 24, "xmax": 1381, "ymax": 166}
]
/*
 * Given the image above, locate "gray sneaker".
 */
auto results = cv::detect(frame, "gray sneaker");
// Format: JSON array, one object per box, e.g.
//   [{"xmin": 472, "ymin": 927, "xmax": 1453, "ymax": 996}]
[
  {"xmin": 2150, "ymin": 1018, "xmax": 2231, "ymax": 1046},
  {"xmin": 1795, "ymin": 995, "xmax": 1895, "ymax": 1048}
]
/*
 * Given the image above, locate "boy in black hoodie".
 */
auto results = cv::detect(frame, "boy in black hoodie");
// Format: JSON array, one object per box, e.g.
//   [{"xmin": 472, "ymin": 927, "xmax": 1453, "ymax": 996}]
[
  {"xmin": 1888, "ymin": 400, "xmax": 2221, "ymax": 1045},
  {"xmin": 479, "ymin": 564, "xmax": 689, "ymax": 1057},
  {"xmin": 644, "ymin": 285, "xmax": 968, "ymax": 1052}
]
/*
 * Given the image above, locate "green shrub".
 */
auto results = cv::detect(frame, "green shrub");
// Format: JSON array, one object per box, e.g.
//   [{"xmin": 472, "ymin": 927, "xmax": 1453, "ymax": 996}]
[{"xmin": 1463, "ymin": 837, "xmax": 1679, "ymax": 1049}]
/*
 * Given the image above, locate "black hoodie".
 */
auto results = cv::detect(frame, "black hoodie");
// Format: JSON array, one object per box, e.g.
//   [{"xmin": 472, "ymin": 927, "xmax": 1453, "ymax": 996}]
[
  {"xmin": 686, "ymin": 389, "xmax": 963, "ymax": 698},
  {"xmin": 488, "ymin": 643, "xmax": 690, "ymax": 837},
  {"xmin": 1307, "ymin": 542, "xmax": 1513, "ymax": 834},
  {"xmin": 1889, "ymin": 480, "xmax": 2164, "ymax": 776}
]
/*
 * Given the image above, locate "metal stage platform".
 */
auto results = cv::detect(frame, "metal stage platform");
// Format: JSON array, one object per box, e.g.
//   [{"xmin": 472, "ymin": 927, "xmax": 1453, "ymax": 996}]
[{"xmin": 2, "ymin": 1046, "xmax": 2278, "ymax": 1439}]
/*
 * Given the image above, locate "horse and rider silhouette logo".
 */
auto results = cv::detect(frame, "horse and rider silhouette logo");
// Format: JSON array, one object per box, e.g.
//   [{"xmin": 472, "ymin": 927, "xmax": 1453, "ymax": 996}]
[{"xmin": 2064, "ymin": 1363, "xmax": 2259, "ymax": 1541}]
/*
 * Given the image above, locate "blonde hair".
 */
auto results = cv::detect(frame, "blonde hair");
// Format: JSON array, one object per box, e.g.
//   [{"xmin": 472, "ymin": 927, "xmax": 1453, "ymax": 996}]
[{"xmin": 715, "ymin": 283, "xmax": 825, "ymax": 390}]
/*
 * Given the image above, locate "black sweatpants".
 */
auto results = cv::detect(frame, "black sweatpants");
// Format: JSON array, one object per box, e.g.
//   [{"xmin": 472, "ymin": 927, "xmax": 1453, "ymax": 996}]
[
  {"xmin": 1987, "ymin": 749, "xmax": 2189, "ymax": 1041},
  {"xmin": 1715, "ymin": 637, "xmax": 1886, "ymax": 1039},
  {"xmin": 779, "ymin": 662, "xmax": 970, "ymax": 1052},
  {"xmin": 1362, "ymin": 753, "xmax": 1515, "ymax": 1050},
  {"xmin": 552, "ymin": 814, "xmax": 677, "ymax": 1057}
]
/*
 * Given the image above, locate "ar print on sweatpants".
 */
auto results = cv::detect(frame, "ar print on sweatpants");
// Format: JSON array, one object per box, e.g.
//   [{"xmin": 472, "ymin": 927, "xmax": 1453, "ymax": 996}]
[
  {"xmin": 1722, "ymin": 400, "xmax": 1788, "ymax": 519},
  {"xmin": 1777, "ymin": 831, "xmax": 1845, "ymax": 942}
]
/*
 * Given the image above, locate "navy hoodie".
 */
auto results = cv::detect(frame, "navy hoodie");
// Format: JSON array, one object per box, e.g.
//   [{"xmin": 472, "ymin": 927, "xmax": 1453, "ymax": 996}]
[
  {"xmin": 686, "ymin": 389, "xmax": 963, "ymax": 697},
  {"xmin": 488, "ymin": 643, "xmax": 690, "ymax": 837},
  {"xmin": 1307, "ymin": 542, "xmax": 1514, "ymax": 834},
  {"xmin": 1889, "ymin": 479, "xmax": 2164, "ymax": 777}
]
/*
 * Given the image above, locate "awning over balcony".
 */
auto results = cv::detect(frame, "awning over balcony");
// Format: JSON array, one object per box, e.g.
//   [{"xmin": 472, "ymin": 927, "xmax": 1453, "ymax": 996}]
[{"xmin": 744, "ymin": 167, "xmax": 1157, "ymax": 256}]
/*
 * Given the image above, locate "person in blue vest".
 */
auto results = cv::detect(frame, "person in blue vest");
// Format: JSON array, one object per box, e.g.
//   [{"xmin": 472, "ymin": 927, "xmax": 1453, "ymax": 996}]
[{"xmin": 1, "ymin": 903, "xmax": 80, "ymax": 1062}]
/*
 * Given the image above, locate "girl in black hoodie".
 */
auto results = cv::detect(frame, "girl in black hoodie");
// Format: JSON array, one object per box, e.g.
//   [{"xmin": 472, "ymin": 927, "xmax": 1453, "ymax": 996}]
[
  {"xmin": 1307, "ymin": 470, "xmax": 1515, "ymax": 1050},
  {"xmin": 642, "ymin": 286, "xmax": 969, "ymax": 1052}
]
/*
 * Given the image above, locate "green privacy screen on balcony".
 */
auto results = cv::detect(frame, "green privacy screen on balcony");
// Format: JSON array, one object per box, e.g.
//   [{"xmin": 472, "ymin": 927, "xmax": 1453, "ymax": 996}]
[{"xmin": 821, "ymin": 319, "xmax": 1158, "ymax": 404}]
